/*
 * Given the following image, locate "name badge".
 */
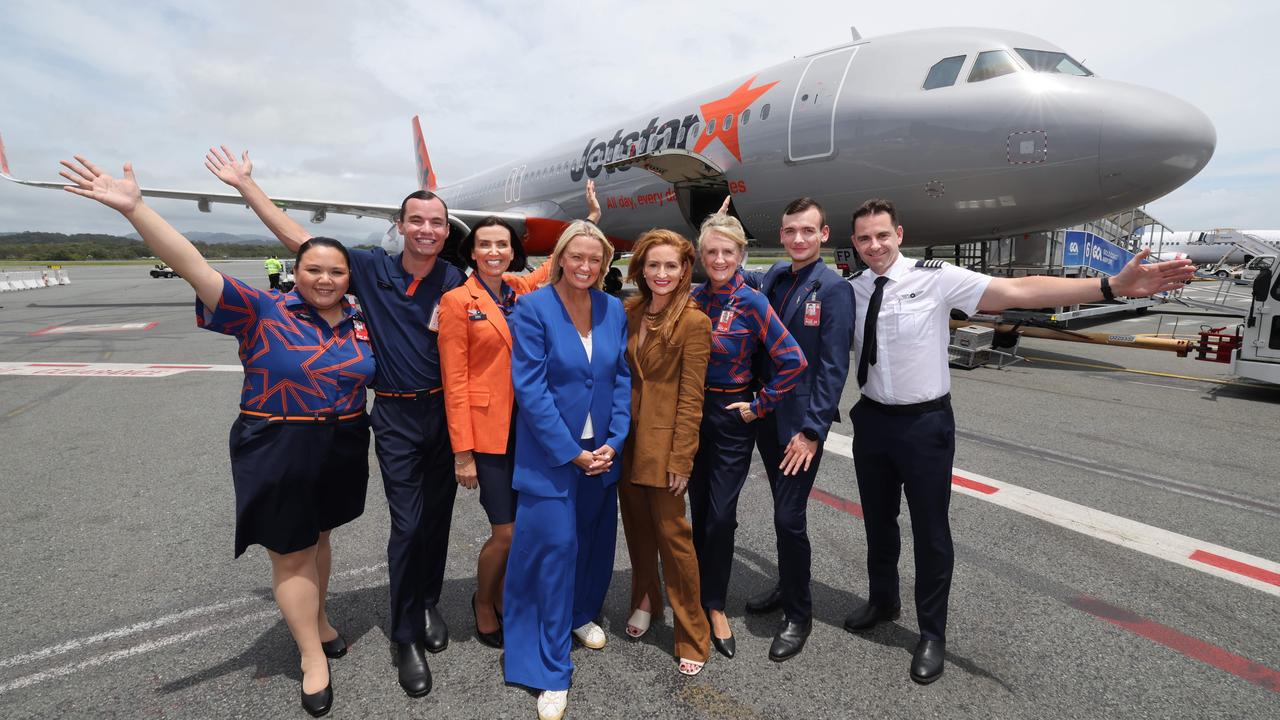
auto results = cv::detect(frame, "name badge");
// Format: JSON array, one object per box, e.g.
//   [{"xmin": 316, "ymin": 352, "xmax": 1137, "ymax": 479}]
[
  {"xmin": 467, "ymin": 307, "xmax": 487, "ymax": 321},
  {"xmin": 427, "ymin": 303, "xmax": 440, "ymax": 333},
  {"xmin": 804, "ymin": 300, "xmax": 821, "ymax": 327},
  {"xmin": 353, "ymin": 318, "xmax": 370, "ymax": 342},
  {"xmin": 716, "ymin": 309, "xmax": 735, "ymax": 333}
]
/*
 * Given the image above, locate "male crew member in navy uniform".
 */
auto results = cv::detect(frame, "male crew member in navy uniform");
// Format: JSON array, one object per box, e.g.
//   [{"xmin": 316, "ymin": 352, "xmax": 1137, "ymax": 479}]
[
  {"xmin": 206, "ymin": 149, "xmax": 465, "ymax": 699},
  {"xmin": 842, "ymin": 198, "xmax": 1194, "ymax": 684},
  {"xmin": 742, "ymin": 197, "xmax": 855, "ymax": 661}
]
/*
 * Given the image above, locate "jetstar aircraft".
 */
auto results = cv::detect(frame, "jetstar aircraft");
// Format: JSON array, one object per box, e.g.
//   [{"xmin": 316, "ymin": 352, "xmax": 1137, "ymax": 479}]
[{"xmin": 2, "ymin": 27, "xmax": 1216, "ymax": 256}]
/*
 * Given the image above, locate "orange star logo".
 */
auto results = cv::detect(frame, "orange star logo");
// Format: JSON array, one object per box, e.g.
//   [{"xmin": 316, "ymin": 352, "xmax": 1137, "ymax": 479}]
[{"xmin": 693, "ymin": 75, "xmax": 778, "ymax": 162}]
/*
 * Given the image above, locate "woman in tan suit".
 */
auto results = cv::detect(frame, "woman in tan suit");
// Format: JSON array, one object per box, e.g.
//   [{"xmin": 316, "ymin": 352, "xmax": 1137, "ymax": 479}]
[{"xmin": 618, "ymin": 229, "xmax": 712, "ymax": 676}]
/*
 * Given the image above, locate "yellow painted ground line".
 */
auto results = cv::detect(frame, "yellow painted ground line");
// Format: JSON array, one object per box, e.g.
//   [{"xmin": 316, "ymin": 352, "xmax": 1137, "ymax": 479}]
[{"xmin": 1019, "ymin": 353, "xmax": 1255, "ymax": 386}]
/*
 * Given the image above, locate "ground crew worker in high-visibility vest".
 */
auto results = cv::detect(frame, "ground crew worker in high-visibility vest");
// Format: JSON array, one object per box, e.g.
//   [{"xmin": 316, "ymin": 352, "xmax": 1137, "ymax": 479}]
[{"xmin": 265, "ymin": 255, "xmax": 284, "ymax": 289}]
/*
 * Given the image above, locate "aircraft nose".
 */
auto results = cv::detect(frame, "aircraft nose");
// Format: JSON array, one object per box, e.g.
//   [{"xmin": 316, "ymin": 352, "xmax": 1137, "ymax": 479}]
[{"xmin": 1098, "ymin": 83, "xmax": 1216, "ymax": 206}]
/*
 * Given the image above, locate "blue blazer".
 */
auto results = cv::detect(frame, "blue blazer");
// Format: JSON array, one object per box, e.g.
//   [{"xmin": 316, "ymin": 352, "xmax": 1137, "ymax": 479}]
[
  {"xmin": 511, "ymin": 285, "xmax": 631, "ymax": 498},
  {"xmin": 751, "ymin": 259, "xmax": 855, "ymax": 445}
]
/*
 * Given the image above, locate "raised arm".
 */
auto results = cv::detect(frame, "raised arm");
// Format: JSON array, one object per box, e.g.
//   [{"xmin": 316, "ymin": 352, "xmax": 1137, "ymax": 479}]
[
  {"xmin": 205, "ymin": 146, "xmax": 312, "ymax": 253},
  {"xmin": 61, "ymin": 156, "xmax": 223, "ymax": 308},
  {"xmin": 979, "ymin": 250, "xmax": 1194, "ymax": 313},
  {"xmin": 585, "ymin": 179, "xmax": 601, "ymax": 224}
]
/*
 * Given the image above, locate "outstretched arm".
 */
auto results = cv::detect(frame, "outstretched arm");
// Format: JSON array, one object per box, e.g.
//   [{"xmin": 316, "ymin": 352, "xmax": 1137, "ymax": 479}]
[
  {"xmin": 979, "ymin": 249, "xmax": 1194, "ymax": 312},
  {"xmin": 585, "ymin": 179, "xmax": 601, "ymax": 224},
  {"xmin": 61, "ymin": 156, "xmax": 223, "ymax": 308},
  {"xmin": 205, "ymin": 146, "xmax": 311, "ymax": 253}
]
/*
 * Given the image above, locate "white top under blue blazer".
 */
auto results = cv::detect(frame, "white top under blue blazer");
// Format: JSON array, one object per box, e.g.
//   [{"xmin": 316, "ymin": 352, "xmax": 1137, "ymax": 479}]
[{"xmin": 510, "ymin": 285, "xmax": 631, "ymax": 497}]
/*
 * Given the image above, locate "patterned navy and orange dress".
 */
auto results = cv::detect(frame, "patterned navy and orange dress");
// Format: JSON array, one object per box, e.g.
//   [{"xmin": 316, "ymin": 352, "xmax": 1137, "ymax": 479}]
[
  {"xmin": 197, "ymin": 274, "xmax": 375, "ymax": 558},
  {"xmin": 688, "ymin": 268, "xmax": 806, "ymax": 613}
]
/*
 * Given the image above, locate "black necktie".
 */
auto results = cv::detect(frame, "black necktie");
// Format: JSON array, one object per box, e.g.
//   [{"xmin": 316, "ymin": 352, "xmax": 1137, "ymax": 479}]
[{"xmin": 857, "ymin": 276, "xmax": 889, "ymax": 387}]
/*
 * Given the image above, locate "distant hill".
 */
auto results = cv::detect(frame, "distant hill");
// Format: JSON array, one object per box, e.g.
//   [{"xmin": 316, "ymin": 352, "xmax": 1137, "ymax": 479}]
[
  {"xmin": 0, "ymin": 231, "xmax": 283, "ymax": 261},
  {"xmin": 127, "ymin": 231, "xmax": 276, "ymax": 245}
]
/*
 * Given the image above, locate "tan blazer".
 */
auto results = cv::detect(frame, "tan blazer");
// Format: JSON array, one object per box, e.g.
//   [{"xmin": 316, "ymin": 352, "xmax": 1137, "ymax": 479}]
[{"xmin": 621, "ymin": 301, "xmax": 711, "ymax": 488}]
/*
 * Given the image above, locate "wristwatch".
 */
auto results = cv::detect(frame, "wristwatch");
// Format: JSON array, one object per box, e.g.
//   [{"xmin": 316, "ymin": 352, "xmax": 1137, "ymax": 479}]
[
  {"xmin": 1100, "ymin": 276, "xmax": 1116, "ymax": 301},
  {"xmin": 801, "ymin": 428, "xmax": 820, "ymax": 441}
]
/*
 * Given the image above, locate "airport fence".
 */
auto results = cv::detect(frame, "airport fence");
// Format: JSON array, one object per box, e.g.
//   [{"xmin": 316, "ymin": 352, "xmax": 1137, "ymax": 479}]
[{"xmin": 0, "ymin": 268, "xmax": 71, "ymax": 291}]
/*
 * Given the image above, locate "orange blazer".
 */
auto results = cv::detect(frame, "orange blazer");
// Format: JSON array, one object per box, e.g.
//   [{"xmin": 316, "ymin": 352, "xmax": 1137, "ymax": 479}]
[
  {"xmin": 621, "ymin": 301, "xmax": 711, "ymax": 488},
  {"xmin": 439, "ymin": 263, "xmax": 548, "ymax": 454}
]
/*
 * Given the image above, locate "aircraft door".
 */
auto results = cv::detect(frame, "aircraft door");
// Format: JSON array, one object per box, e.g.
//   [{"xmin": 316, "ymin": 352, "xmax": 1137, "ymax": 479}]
[
  {"xmin": 788, "ymin": 46, "xmax": 859, "ymax": 162},
  {"xmin": 503, "ymin": 165, "xmax": 527, "ymax": 203}
]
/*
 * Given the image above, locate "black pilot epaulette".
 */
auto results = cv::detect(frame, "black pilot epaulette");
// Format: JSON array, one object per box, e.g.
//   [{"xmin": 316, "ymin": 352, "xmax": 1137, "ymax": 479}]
[
  {"xmin": 850, "ymin": 269, "xmax": 865, "ymax": 278},
  {"xmin": 915, "ymin": 259, "xmax": 947, "ymax": 269}
]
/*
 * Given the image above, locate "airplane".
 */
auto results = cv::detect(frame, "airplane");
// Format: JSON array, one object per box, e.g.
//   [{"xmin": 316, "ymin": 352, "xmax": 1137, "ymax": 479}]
[
  {"xmin": 2, "ymin": 26, "xmax": 1217, "ymax": 258},
  {"xmin": 1135, "ymin": 227, "xmax": 1280, "ymax": 264}
]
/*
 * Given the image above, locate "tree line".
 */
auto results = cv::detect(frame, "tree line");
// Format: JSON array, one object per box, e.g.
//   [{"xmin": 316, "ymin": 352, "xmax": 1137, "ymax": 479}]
[{"xmin": 0, "ymin": 232, "xmax": 280, "ymax": 261}]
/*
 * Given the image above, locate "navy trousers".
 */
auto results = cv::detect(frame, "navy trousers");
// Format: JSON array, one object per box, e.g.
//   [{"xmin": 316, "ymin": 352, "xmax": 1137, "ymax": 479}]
[
  {"xmin": 504, "ymin": 438, "xmax": 617, "ymax": 691},
  {"xmin": 755, "ymin": 414, "xmax": 823, "ymax": 623},
  {"xmin": 851, "ymin": 397, "xmax": 955, "ymax": 641},
  {"xmin": 372, "ymin": 393, "xmax": 458, "ymax": 644},
  {"xmin": 689, "ymin": 390, "xmax": 757, "ymax": 611}
]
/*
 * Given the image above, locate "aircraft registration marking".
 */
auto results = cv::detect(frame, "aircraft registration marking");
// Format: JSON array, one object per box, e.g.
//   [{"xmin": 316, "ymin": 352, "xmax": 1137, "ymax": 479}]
[{"xmin": 0, "ymin": 362, "xmax": 241, "ymax": 377}]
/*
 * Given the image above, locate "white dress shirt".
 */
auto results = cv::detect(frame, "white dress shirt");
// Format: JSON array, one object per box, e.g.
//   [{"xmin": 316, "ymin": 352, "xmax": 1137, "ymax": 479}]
[{"xmin": 849, "ymin": 253, "xmax": 991, "ymax": 405}]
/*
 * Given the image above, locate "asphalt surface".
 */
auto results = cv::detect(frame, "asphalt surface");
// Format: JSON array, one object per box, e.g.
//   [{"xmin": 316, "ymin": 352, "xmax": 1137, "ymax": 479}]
[{"xmin": 0, "ymin": 263, "xmax": 1276, "ymax": 719}]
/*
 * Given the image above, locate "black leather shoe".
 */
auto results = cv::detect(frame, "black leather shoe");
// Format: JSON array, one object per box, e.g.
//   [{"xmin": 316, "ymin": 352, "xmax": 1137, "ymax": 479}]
[
  {"xmin": 321, "ymin": 633, "xmax": 347, "ymax": 659},
  {"xmin": 706, "ymin": 609, "xmax": 735, "ymax": 659},
  {"xmin": 472, "ymin": 592, "xmax": 503, "ymax": 649},
  {"xmin": 768, "ymin": 619, "xmax": 812, "ymax": 662},
  {"xmin": 423, "ymin": 605, "xmax": 449, "ymax": 653},
  {"xmin": 744, "ymin": 585, "xmax": 782, "ymax": 615},
  {"xmin": 300, "ymin": 673, "xmax": 333, "ymax": 717},
  {"xmin": 391, "ymin": 640, "xmax": 432, "ymax": 697},
  {"xmin": 842, "ymin": 601, "xmax": 902, "ymax": 633},
  {"xmin": 910, "ymin": 638, "xmax": 945, "ymax": 684}
]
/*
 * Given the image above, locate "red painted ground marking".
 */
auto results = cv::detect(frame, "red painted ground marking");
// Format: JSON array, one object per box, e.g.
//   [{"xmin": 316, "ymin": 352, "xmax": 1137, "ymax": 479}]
[
  {"xmin": 1071, "ymin": 595, "xmax": 1280, "ymax": 693},
  {"xmin": 147, "ymin": 365, "xmax": 212, "ymax": 369},
  {"xmin": 29, "ymin": 363, "xmax": 89, "ymax": 367},
  {"xmin": 952, "ymin": 474, "xmax": 999, "ymax": 494},
  {"xmin": 1190, "ymin": 550, "xmax": 1280, "ymax": 588},
  {"xmin": 808, "ymin": 487, "xmax": 862, "ymax": 518}
]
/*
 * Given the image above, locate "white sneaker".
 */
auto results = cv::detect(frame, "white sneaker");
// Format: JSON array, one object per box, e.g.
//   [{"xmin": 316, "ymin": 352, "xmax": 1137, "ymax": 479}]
[
  {"xmin": 571, "ymin": 621, "xmax": 607, "ymax": 649},
  {"xmin": 537, "ymin": 689, "xmax": 568, "ymax": 720}
]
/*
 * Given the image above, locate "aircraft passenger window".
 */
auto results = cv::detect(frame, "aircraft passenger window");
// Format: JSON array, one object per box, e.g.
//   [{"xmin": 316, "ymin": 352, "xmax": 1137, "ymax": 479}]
[
  {"xmin": 968, "ymin": 50, "xmax": 1020, "ymax": 83},
  {"xmin": 1014, "ymin": 49, "xmax": 1092, "ymax": 76},
  {"xmin": 761, "ymin": 103, "xmax": 771, "ymax": 120},
  {"xmin": 724, "ymin": 114, "xmax": 733, "ymax": 130},
  {"xmin": 741, "ymin": 108, "xmax": 751, "ymax": 125},
  {"xmin": 707, "ymin": 118, "xmax": 717, "ymax": 134},
  {"xmin": 923, "ymin": 55, "xmax": 965, "ymax": 89}
]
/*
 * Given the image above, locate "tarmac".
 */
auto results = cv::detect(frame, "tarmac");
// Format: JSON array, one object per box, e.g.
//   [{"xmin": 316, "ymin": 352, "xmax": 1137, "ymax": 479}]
[{"xmin": 0, "ymin": 261, "xmax": 1276, "ymax": 719}]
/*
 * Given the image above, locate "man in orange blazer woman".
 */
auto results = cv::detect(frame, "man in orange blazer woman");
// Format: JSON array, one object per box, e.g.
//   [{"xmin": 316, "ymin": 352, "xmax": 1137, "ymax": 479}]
[
  {"xmin": 437, "ymin": 217, "xmax": 550, "ymax": 647},
  {"xmin": 618, "ymin": 229, "xmax": 712, "ymax": 676}
]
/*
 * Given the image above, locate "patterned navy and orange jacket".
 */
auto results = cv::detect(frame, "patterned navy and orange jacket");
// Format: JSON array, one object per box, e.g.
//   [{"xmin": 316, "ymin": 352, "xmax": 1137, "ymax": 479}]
[
  {"xmin": 692, "ymin": 269, "xmax": 806, "ymax": 417},
  {"xmin": 197, "ymin": 274, "xmax": 375, "ymax": 415}
]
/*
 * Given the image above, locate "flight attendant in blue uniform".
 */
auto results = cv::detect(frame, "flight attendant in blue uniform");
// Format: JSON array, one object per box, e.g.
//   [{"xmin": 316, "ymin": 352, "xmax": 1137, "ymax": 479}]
[
  {"xmin": 504, "ymin": 221, "xmax": 630, "ymax": 720},
  {"xmin": 689, "ymin": 213, "xmax": 806, "ymax": 659},
  {"xmin": 61, "ymin": 156, "xmax": 373, "ymax": 717},
  {"xmin": 742, "ymin": 198, "xmax": 855, "ymax": 662},
  {"xmin": 208, "ymin": 148, "xmax": 461, "ymax": 698}
]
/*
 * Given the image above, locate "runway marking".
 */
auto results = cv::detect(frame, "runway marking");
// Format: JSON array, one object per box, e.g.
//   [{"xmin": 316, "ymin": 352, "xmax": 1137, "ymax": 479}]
[
  {"xmin": 30, "ymin": 321, "xmax": 158, "ymax": 336},
  {"xmin": 1122, "ymin": 379, "xmax": 1200, "ymax": 392},
  {"xmin": 1020, "ymin": 354, "xmax": 1253, "ymax": 386},
  {"xmin": 806, "ymin": 478, "xmax": 1280, "ymax": 693},
  {"xmin": 0, "ymin": 361, "xmax": 241, "ymax": 377},
  {"xmin": 824, "ymin": 432, "xmax": 1280, "ymax": 597}
]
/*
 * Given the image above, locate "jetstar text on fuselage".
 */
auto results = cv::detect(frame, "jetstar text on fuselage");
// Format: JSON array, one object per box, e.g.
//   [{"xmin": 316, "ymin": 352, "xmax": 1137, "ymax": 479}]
[{"xmin": 569, "ymin": 113, "xmax": 702, "ymax": 182}]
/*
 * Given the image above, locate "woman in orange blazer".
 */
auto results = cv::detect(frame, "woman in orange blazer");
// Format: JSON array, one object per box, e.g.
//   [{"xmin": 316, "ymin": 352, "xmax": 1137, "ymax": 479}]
[
  {"xmin": 618, "ymin": 229, "xmax": 712, "ymax": 675},
  {"xmin": 438, "ymin": 217, "xmax": 551, "ymax": 648}
]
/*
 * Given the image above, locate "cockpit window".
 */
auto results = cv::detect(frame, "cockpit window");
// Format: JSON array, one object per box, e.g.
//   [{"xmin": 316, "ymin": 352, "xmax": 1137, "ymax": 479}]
[
  {"xmin": 1014, "ymin": 48, "xmax": 1092, "ymax": 76},
  {"xmin": 968, "ymin": 50, "xmax": 1020, "ymax": 83},
  {"xmin": 923, "ymin": 55, "xmax": 965, "ymax": 90}
]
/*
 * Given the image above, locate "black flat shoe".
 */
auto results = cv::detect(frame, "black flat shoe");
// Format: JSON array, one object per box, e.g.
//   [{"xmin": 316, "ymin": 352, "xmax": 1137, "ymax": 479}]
[
  {"xmin": 391, "ymin": 640, "xmax": 432, "ymax": 697},
  {"xmin": 768, "ymin": 619, "xmax": 812, "ymax": 662},
  {"xmin": 300, "ymin": 673, "xmax": 333, "ymax": 717},
  {"xmin": 423, "ymin": 605, "xmax": 449, "ymax": 654},
  {"xmin": 842, "ymin": 601, "xmax": 902, "ymax": 633},
  {"xmin": 745, "ymin": 585, "xmax": 782, "ymax": 615},
  {"xmin": 706, "ymin": 609, "xmax": 735, "ymax": 659},
  {"xmin": 321, "ymin": 633, "xmax": 347, "ymax": 659},
  {"xmin": 910, "ymin": 638, "xmax": 945, "ymax": 684},
  {"xmin": 472, "ymin": 592, "xmax": 504, "ymax": 649}
]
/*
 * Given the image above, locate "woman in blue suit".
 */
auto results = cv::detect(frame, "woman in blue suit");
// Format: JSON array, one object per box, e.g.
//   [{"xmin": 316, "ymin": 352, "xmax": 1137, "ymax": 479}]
[{"xmin": 504, "ymin": 220, "xmax": 631, "ymax": 720}]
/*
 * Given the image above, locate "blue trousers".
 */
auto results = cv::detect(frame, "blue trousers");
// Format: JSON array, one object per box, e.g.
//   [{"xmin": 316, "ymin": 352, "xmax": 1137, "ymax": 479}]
[
  {"xmin": 504, "ymin": 439, "xmax": 618, "ymax": 691},
  {"xmin": 372, "ymin": 393, "xmax": 458, "ymax": 644},
  {"xmin": 755, "ymin": 413, "xmax": 824, "ymax": 623},
  {"xmin": 851, "ymin": 398, "xmax": 955, "ymax": 641}
]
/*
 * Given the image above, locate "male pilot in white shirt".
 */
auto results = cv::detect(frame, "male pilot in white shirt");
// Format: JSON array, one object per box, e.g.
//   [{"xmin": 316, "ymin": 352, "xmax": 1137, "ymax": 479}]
[{"xmin": 841, "ymin": 198, "xmax": 1194, "ymax": 684}]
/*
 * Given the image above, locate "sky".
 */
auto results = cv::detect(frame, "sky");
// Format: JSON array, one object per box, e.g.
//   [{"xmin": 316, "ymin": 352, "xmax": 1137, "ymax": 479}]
[{"xmin": 0, "ymin": 0, "xmax": 1275, "ymax": 242}]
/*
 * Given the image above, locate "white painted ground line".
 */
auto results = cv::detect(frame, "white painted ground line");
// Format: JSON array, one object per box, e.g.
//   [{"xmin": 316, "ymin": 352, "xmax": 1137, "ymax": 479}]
[
  {"xmin": 825, "ymin": 431, "xmax": 1280, "ymax": 597},
  {"xmin": 0, "ymin": 362, "xmax": 242, "ymax": 377}
]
